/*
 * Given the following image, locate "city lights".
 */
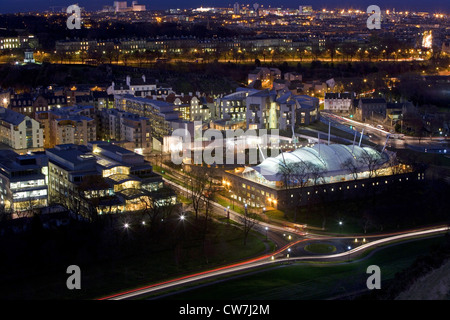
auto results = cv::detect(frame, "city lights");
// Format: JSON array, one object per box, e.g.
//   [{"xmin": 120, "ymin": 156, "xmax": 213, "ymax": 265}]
[{"xmin": 1, "ymin": 0, "xmax": 449, "ymax": 304}]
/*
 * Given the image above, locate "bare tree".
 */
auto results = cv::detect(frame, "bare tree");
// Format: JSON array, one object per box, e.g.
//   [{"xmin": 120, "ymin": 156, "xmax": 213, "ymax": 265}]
[
  {"xmin": 307, "ymin": 163, "xmax": 325, "ymax": 186},
  {"xmin": 278, "ymin": 161, "xmax": 295, "ymax": 189},
  {"xmin": 287, "ymin": 161, "xmax": 309, "ymax": 222},
  {"xmin": 186, "ymin": 165, "xmax": 216, "ymax": 221},
  {"xmin": 140, "ymin": 187, "xmax": 178, "ymax": 236},
  {"xmin": 388, "ymin": 154, "xmax": 403, "ymax": 175},
  {"xmin": 240, "ymin": 205, "xmax": 260, "ymax": 246},
  {"xmin": 360, "ymin": 152, "xmax": 383, "ymax": 178},
  {"xmin": 341, "ymin": 158, "xmax": 359, "ymax": 180}
]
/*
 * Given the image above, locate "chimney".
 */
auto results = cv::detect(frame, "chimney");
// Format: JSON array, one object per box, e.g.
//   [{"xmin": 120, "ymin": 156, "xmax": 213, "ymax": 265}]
[
  {"xmin": 126, "ymin": 75, "xmax": 131, "ymax": 86},
  {"xmin": 142, "ymin": 74, "xmax": 146, "ymax": 83}
]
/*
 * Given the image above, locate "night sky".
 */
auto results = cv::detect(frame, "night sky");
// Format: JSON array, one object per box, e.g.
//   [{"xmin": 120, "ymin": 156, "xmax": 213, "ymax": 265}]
[{"xmin": 0, "ymin": 0, "xmax": 448, "ymax": 14}]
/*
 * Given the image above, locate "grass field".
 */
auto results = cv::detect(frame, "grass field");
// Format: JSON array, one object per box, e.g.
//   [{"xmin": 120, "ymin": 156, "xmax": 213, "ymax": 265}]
[
  {"xmin": 0, "ymin": 221, "xmax": 272, "ymax": 300},
  {"xmin": 304, "ymin": 243, "xmax": 337, "ymax": 254},
  {"xmin": 153, "ymin": 236, "xmax": 447, "ymax": 300}
]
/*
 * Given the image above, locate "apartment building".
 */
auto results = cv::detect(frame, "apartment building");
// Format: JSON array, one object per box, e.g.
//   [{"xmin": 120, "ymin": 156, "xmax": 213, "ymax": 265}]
[
  {"xmin": 8, "ymin": 93, "xmax": 67, "ymax": 118},
  {"xmin": 98, "ymin": 108, "xmax": 152, "ymax": 154},
  {"xmin": 166, "ymin": 93, "xmax": 212, "ymax": 122},
  {"xmin": 35, "ymin": 105, "xmax": 96, "ymax": 148},
  {"xmin": 217, "ymin": 88, "xmax": 258, "ymax": 122},
  {"xmin": 357, "ymin": 98, "xmax": 387, "ymax": 122},
  {"xmin": 324, "ymin": 92, "xmax": 355, "ymax": 113},
  {"xmin": 0, "ymin": 150, "xmax": 48, "ymax": 212},
  {"xmin": 0, "ymin": 107, "xmax": 44, "ymax": 150},
  {"xmin": 114, "ymin": 94, "xmax": 179, "ymax": 141},
  {"xmin": 46, "ymin": 143, "xmax": 172, "ymax": 216},
  {"xmin": 107, "ymin": 75, "xmax": 157, "ymax": 97},
  {"xmin": 245, "ymin": 89, "xmax": 319, "ymax": 130}
]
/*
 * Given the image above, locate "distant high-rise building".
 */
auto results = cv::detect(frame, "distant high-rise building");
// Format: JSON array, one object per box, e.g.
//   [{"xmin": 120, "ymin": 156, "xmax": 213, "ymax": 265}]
[
  {"xmin": 298, "ymin": 5, "xmax": 313, "ymax": 15},
  {"xmin": 131, "ymin": 1, "xmax": 146, "ymax": 11},
  {"xmin": 253, "ymin": 3, "xmax": 259, "ymax": 16},
  {"xmin": 422, "ymin": 30, "xmax": 432, "ymax": 49},
  {"xmin": 234, "ymin": 2, "xmax": 240, "ymax": 15},
  {"xmin": 113, "ymin": 1, "xmax": 145, "ymax": 12},
  {"xmin": 114, "ymin": 1, "xmax": 127, "ymax": 12}
]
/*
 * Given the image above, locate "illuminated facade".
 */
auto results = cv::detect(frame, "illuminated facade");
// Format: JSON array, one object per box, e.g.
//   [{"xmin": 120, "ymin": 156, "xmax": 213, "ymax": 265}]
[
  {"xmin": 324, "ymin": 92, "xmax": 355, "ymax": 113},
  {"xmin": 422, "ymin": 30, "xmax": 432, "ymax": 49},
  {"xmin": 0, "ymin": 107, "xmax": 44, "ymax": 150},
  {"xmin": 46, "ymin": 142, "xmax": 171, "ymax": 217},
  {"xmin": 114, "ymin": 94, "xmax": 179, "ymax": 141},
  {"xmin": 98, "ymin": 108, "xmax": 152, "ymax": 154},
  {"xmin": 223, "ymin": 143, "xmax": 417, "ymax": 210},
  {"xmin": 0, "ymin": 150, "xmax": 48, "ymax": 212},
  {"xmin": 36, "ymin": 106, "xmax": 96, "ymax": 148},
  {"xmin": 246, "ymin": 89, "xmax": 319, "ymax": 130}
]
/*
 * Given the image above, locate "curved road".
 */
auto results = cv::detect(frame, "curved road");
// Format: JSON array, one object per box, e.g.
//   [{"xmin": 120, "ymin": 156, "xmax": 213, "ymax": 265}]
[{"xmin": 98, "ymin": 224, "xmax": 449, "ymax": 300}]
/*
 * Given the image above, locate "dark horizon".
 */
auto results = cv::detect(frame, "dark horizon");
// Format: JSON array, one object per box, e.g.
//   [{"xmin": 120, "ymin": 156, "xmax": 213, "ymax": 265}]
[{"xmin": 0, "ymin": 0, "xmax": 449, "ymax": 14}]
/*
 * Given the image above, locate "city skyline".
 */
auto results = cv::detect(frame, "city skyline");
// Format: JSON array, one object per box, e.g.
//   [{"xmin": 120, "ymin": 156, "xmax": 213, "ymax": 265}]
[
  {"xmin": 0, "ymin": 0, "xmax": 449, "ymax": 304},
  {"xmin": 0, "ymin": 0, "xmax": 449, "ymax": 14}
]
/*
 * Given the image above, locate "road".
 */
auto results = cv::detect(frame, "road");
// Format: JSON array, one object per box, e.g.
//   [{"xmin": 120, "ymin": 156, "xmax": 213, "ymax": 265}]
[
  {"xmin": 98, "ymin": 225, "xmax": 449, "ymax": 300},
  {"xmin": 321, "ymin": 112, "xmax": 450, "ymax": 150},
  {"xmin": 95, "ymin": 160, "xmax": 450, "ymax": 300},
  {"xmin": 97, "ymin": 168, "xmax": 450, "ymax": 300}
]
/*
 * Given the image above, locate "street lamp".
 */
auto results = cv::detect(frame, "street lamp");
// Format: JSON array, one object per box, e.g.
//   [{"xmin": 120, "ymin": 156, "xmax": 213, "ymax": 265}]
[
  {"xmin": 124, "ymin": 223, "xmax": 129, "ymax": 229},
  {"xmin": 265, "ymin": 226, "xmax": 268, "ymax": 240}
]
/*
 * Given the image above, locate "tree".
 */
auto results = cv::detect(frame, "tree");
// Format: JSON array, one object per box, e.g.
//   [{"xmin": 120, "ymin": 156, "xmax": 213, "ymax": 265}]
[
  {"xmin": 79, "ymin": 49, "xmax": 88, "ymax": 64},
  {"xmin": 290, "ymin": 162, "xmax": 309, "ymax": 222},
  {"xmin": 279, "ymin": 160, "xmax": 295, "ymax": 189},
  {"xmin": 388, "ymin": 153, "xmax": 403, "ymax": 175},
  {"xmin": 360, "ymin": 151, "xmax": 383, "ymax": 178},
  {"xmin": 325, "ymin": 41, "xmax": 337, "ymax": 62},
  {"xmin": 77, "ymin": 175, "xmax": 112, "ymax": 222},
  {"xmin": 311, "ymin": 46, "xmax": 323, "ymax": 61},
  {"xmin": 140, "ymin": 187, "xmax": 177, "ymax": 236},
  {"xmin": 240, "ymin": 205, "xmax": 259, "ymax": 246},
  {"xmin": 104, "ymin": 44, "xmax": 119, "ymax": 64},
  {"xmin": 278, "ymin": 160, "xmax": 309, "ymax": 222},
  {"xmin": 307, "ymin": 163, "xmax": 325, "ymax": 186},
  {"xmin": 341, "ymin": 158, "xmax": 359, "ymax": 180},
  {"xmin": 186, "ymin": 165, "xmax": 216, "ymax": 221},
  {"xmin": 341, "ymin": 42, "xmax": 358, "ymax": 62}
]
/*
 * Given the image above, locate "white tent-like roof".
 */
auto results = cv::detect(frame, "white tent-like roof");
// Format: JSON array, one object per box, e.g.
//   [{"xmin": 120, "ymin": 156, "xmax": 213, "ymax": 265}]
[{"xmin": 253, "ymin": 143, "xmax": 388, "ymax": 182}]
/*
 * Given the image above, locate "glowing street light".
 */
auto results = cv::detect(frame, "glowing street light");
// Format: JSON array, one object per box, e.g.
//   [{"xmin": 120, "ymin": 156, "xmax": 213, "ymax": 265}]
[{"xmin": 124, "ymin": 223, "xmax": 129, "ymax": 229}]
